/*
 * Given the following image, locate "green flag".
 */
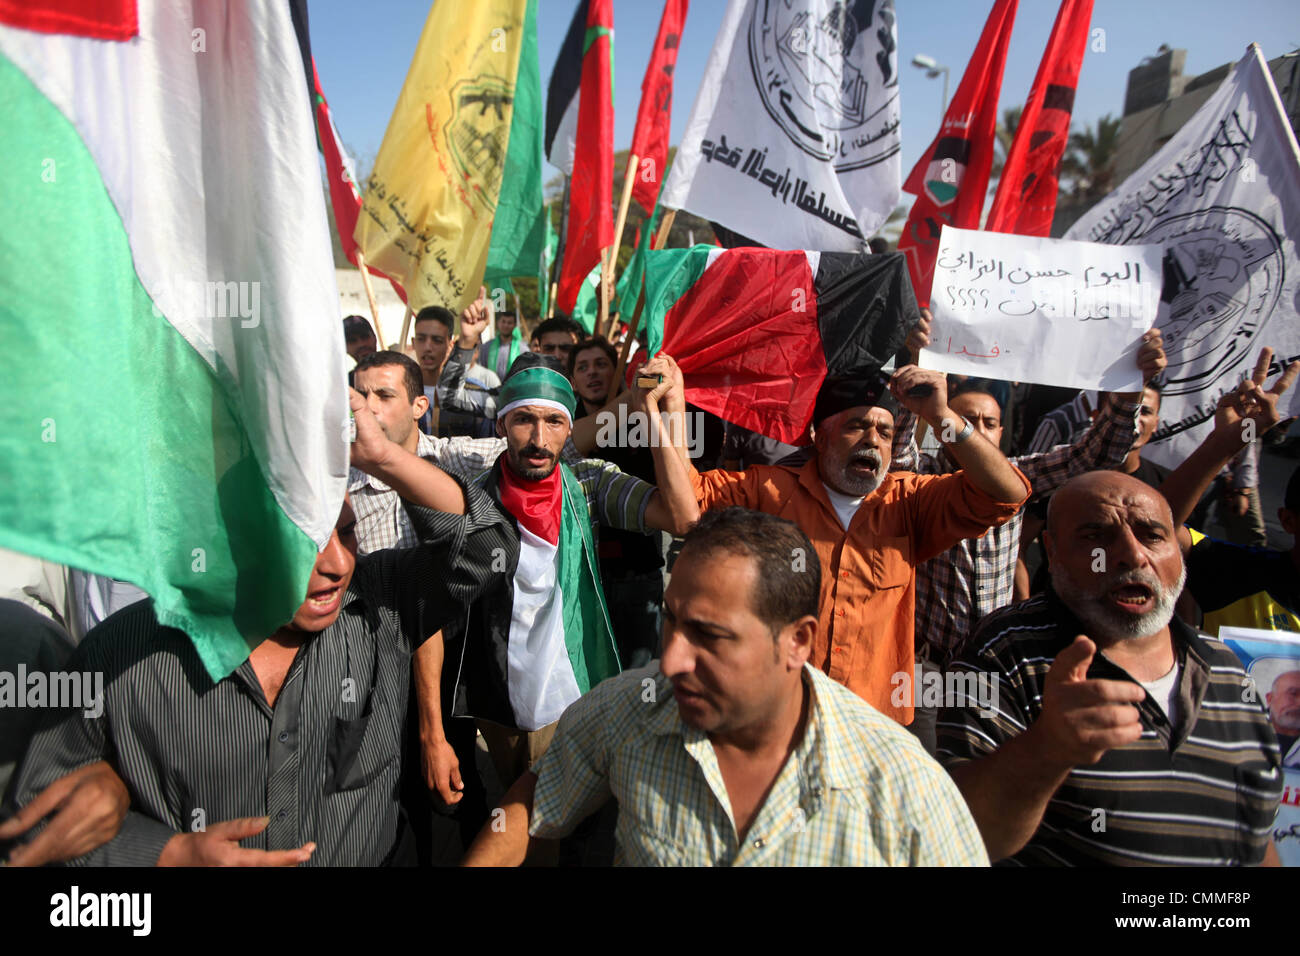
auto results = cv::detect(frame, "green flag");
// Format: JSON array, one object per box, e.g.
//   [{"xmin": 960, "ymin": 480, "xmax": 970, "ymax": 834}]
[
  {"xmin": 484, "ymin": 0, "xmax": 544, "ymax": 285},
  {"xmin": 538, "ymin": 205, "xmax": 557, "ymax": 318},
  {"xmin": 571, "ymin": 262, "xmax": 602, "ymax": 333},
  {"xmin": 615, "ymin": 206, "xmax": 658, "ymax": 320}
]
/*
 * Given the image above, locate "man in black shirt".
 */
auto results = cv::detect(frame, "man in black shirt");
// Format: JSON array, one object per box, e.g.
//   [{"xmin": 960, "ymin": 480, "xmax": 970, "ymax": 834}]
[{"xmin": 3, "ymin": 389, "xmax": 516, "ymax": 866}]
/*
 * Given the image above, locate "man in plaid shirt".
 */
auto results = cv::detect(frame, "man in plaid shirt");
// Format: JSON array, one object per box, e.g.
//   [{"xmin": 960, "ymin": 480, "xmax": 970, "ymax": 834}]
[{"xmin": 891, "ymin": 328, "xmax": 1167, "ymax": 664}]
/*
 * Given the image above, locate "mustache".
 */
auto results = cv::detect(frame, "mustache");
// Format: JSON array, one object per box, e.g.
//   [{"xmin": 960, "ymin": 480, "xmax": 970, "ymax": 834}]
[
  {"xmin": 519, "ymin": 444, "xmax": 554, "ymax": 460},
  {"xmin": 1105, "ymin": 568, "xmax": 1163, "ymax": 592},
  {"xmin": 850, "ymin": 449, "xmax": 882, "ymax": 467}
]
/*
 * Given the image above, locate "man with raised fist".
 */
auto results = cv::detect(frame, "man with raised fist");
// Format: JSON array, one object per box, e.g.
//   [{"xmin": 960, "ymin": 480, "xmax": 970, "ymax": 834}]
[
  {"xmin": 682, "ymin": 359, "xmax": 1030, "ymax": 728},
  {"xmin": 937, "ymin": 470, "xmax": 1282, "ymax": 865}
]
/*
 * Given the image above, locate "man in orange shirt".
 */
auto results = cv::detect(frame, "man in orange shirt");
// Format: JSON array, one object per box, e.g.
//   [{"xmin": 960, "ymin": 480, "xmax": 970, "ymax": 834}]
[{"xmin": 659, "ymin": 357, "xmax": 1030, "ymax": 726}]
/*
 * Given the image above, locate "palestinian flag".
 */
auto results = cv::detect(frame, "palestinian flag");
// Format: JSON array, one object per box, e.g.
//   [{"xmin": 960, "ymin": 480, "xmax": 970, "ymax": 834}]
[
  {"xmin": 547, "ymin": 0, "xmax": 614, "ymax": 314},
  {"xmin": 643, "ymin": 247, "xmax": 918, "ymax": 444},
  {"xmin": 0, "ymin": 0, "xmax": 347, "ymax": 679}
]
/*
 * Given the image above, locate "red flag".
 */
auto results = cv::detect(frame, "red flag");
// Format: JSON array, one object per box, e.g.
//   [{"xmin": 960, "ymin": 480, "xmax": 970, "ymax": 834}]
[
  {"xmin": 898, "ymin": 0, "xmax": 1017, "ymax": 307},
  {"xmin": 985, "ymin": 0, "xmax": 1093, "ymax": 236},
  {"xmin": 0, "ymin": 0, "xmax": 136, "ymax": 39},
  {"xmin": 556, "ymin": 0, "xmax": 614, "ymax": 315},
  {"xmin": 311, "ymin": 58, "xmax": 406, "ymax": 302},
  {"xmin": 629, "ymin": 0, "xmax": 688, "ymax": 215},
  {"xmin": 312, "ymin": 58, "xmax": 363, "ymax": 267}
]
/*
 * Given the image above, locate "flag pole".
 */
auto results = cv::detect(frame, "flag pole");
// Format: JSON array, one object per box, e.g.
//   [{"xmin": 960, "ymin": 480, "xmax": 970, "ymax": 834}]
[
  {"xmin": 353, "ymin": 251, "xmax": 387, "ymax": 348},
  {"xmin": 596, "ymin": 246, "xmax": 612, "ymax": 338},
  {"xmin": 613, "ymin": 201, "xmax": 672, "ymax": 385},
  {"xmin": 653, "ymin": 209, "xmax": 676, "ymax": 249},
  {"xmin": 613, "ymin": 281, "xmax": 646, "ymax": 389},
  {"xmin": 552, "ymin": 176, "xmax": 571, "ymax": 319},
  {"xmin": 398, "ymin": 303, "xmax": 414, "ymax": 351}
]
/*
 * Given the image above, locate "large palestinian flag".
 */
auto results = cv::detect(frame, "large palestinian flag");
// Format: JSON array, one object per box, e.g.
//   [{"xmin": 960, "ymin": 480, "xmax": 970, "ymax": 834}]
[
  {"xmin": 0, "ymin": 0, "xmax": 347, "ymax": 679},
  {"xmin": 643, "ymin": 247, "xmax": 918, "ymax": 444},
  {"xmin": 547, "ymin": 0, "xmax": 614, "ymax": 314}
]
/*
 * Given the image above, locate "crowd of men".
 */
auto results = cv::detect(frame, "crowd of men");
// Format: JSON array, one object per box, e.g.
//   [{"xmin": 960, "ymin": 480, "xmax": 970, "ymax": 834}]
[{"xmin": 2, "ymin": 281, "xmax": 1299, "ymax": 868}]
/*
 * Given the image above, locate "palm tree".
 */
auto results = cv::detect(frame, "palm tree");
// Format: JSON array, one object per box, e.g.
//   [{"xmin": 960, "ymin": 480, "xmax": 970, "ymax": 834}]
[
  {"xmin": 988, "ymin": 104, "xmax": 1022, "ymax": 183},
  {"xmin": 1061, "ymin": 114, "xmax": 1122, "ymax": 205}
]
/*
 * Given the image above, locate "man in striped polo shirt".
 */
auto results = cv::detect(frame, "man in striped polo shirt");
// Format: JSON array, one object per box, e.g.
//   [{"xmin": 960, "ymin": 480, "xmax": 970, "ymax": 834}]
[{"xmin": 938, "ymin": 470, "xmax": 1282, "ymax": 865}]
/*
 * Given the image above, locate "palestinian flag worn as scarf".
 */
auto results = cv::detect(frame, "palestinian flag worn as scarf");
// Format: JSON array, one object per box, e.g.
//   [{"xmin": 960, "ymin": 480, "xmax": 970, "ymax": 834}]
[{"xmin": 473, "ymin": 458, "xmax": 619, "ymax": 731}]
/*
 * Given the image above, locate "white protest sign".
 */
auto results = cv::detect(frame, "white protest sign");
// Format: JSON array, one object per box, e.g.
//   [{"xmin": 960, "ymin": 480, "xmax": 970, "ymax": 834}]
[{"xmin": 919, "ymin": 225, "xmax": 1164, "ymax": 390}]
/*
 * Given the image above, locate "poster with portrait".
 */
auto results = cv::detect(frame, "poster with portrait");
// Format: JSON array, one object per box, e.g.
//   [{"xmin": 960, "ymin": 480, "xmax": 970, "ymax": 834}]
[{"xmin": 1221, "ymin": 626, "xmax": 1300, "ymax": 865}]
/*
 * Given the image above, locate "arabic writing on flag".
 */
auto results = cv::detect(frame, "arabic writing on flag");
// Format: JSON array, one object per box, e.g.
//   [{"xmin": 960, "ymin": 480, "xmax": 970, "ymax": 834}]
[
  {"xmin": 1064, "ymin": 45, "xmax": 1300, "ymax": 467},
  {"xmin": 661, "ymin": 0, "xmax": 901, "ymax": 251}
]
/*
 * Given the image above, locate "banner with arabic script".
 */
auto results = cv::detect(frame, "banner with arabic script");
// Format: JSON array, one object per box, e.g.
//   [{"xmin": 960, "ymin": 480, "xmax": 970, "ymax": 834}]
[
  {"xmin": 354, "ymin": 0, "xmax": 530, "ymax": 314},
  {"xmin": 660, "ymin": 0, "xmax": 900, "ymax": 251},
  {"xmin": 919, "ymin": 225, "xmax": 1163, "ymax": 391},
  {"xmin": 1065, "ymin": 45, "xmax": 1300, "ymax": 468}
]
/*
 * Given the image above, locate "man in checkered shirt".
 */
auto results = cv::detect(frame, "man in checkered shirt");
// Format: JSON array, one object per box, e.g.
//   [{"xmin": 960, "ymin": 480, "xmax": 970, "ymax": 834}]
[{"xmin": 462, "ymin": 507, "xmax": 988, "ymax": 867}]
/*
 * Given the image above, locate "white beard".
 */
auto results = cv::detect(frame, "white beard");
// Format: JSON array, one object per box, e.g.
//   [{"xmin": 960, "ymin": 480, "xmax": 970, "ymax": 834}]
[{"xmin": 1052, "ymin": 563, "xmax": 1187, "ymax": 641}]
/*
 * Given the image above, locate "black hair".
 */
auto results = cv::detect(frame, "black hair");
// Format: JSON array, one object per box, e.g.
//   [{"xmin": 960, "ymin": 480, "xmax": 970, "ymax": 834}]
[
  {"xmin": 530, "ymin": 317, "xmax": 585, "ymax": 344},
  {"xmin": 567, "ymin": 337, "xmax": 618, "ymax": 379},
  {"xmin": 948, "ymin": 378, "xmax": 1003, "ymax": 409},
  {"xmin": 353, "ymin": 350, "xmax": 424, "ymax": 403},
  {"xmin": 342, "ymin": 314, "xmax": 374, "ymax": 341},
  {"xmin": 413, "ymin": 306, "xmax": 456, "ymax": 335},
  {"xmin": 679, "ymin": 508, "xmax": 821, "ymax": 637}
]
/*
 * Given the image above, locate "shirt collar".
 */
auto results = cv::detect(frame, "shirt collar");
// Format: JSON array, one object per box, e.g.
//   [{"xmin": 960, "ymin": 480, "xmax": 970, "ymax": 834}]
[
  {"xmin": 348, "ymin": 433, "xmax": 439, "ymax": 493},
  {"xmin": 347, "ymin": 466, "xmax": 388, "ymax": 493},
  {"xmin": 1043, "ymin": 585, "xmax": 1211, "ymax": 676}
]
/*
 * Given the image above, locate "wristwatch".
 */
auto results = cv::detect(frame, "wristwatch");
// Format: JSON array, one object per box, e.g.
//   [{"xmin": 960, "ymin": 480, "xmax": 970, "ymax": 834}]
[{"xmin": 948, "ymin": 417, "xmax": 974, "ymax": 444}]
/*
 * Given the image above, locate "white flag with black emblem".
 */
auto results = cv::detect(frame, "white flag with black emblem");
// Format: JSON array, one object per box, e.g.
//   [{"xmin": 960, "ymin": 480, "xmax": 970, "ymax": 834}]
[
  {"xmin": 661, "ymin": 0, "xmax": 900, "ymax": 250},
  {"xmin": 1065, "ymin": 44, "xmax": 1300, "ymax": 467}
]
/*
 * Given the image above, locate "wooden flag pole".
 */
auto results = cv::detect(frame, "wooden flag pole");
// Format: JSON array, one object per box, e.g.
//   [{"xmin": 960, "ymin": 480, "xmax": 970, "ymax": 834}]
[
  {"xmin": 353, "ymin": 251, "xmax": 387, "ymax": 348},
  {"xmin": 613, "ymin": 281, "xmax": 646, "ymax": 390},
  {"xmin": 599, "ymin": 152, "xmax": 641, "ymax": 343},
  {"xmin": 596, "ymin": 246, "xmax": 612, "ymax": 339},
  {"xmin": 652, "ymin": 208, "xmax": 676, "ymax": 249},
  {"xmin": 397, "ymin": 303, "xmax": 414, "ymax": 352},
  {"xmin": 546, "ymin": 282, "xmax": 557, "ymax": 319}
]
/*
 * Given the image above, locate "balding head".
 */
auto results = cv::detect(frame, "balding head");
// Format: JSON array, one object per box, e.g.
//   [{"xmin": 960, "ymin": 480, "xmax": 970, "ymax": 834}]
[
  {"xmin": 1045, "ymin": 471, "xmax": 1185, "ymax": 645},
  {"xmin": 1046, "ymin": 471, "xmax": 1175, "ymax": 539},
  {"xmin": 1269, "ymin": 670, "xmax": 1300, "ymax": 734}
]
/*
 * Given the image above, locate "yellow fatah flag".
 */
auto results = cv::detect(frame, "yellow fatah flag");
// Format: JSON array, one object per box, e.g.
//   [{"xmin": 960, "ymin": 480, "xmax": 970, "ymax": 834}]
[{"xmin": 355, "ymin": 0, "xmax": 529, "ymax": 313}]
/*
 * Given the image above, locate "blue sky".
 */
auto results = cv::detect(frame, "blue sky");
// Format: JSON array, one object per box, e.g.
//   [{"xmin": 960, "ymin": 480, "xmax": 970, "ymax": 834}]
[{"xmin": 310, "ymin": 0, "xmax": 1299, "ymax": 187}]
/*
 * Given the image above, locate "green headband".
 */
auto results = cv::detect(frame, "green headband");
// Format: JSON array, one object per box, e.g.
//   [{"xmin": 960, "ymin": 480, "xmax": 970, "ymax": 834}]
[{"xmin": 496, "ymin": 365, "xmax": 577, "ymax": 420}]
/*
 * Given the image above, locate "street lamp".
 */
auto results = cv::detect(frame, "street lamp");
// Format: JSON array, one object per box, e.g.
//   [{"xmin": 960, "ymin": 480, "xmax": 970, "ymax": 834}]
[{"xmin": 911, "ymin": 53, "xmax": 950, "ymax": 116}]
